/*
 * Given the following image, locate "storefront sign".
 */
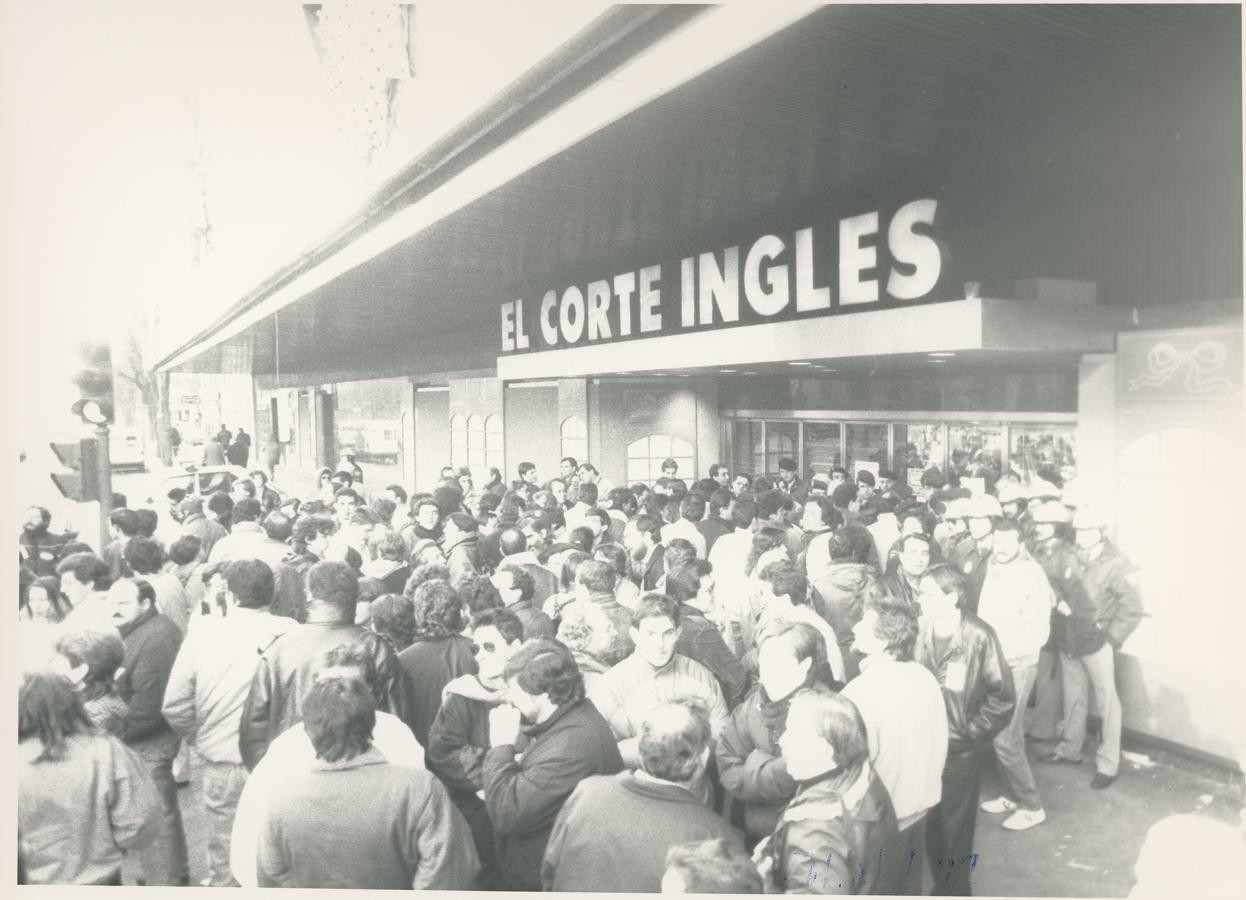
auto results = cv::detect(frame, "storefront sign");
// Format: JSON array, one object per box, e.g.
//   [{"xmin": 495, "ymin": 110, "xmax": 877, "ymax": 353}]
[{"xmin": 500, "ymin": 199, "xmax": 945, "ymax": 353}]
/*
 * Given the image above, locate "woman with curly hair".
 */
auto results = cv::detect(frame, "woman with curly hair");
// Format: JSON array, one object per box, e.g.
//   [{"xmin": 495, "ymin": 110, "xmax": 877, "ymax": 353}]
[
  {"xmin": 397, "ymin": 580, "xmax": 476, "ymax": 748},
  {"xmin": 19, "ymin": 671, "xmax": 162, "ymax": 884}
]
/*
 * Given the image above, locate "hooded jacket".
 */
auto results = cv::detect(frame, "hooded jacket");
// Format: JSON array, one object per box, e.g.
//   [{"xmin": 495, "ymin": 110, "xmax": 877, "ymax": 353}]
[
  {"xmin": 718, "ymin": 679, "xmax": 835, "ymax": 838},
  {"xmin": 916, "ymin": 612, "xmax": 1015, "ymax": 748},
  {"xmin": 753, "ymin": 763, "xmax": 905, "ymax": 895}
]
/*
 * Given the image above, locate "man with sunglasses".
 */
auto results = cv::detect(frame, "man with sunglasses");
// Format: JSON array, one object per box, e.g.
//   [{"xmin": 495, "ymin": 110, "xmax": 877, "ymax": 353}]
[{"xmin": 427, "ymin": 609, "xmax": 526, "ymax": 889}]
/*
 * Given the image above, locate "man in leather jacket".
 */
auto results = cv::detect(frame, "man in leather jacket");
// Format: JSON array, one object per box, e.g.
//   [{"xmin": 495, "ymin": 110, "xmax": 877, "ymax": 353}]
[
  {"xmin": 915, "ymin": 563, "xmax": 1015, "ymax": 897},
  {"xmin": 1040, "ymin": 506, "xmax": 1143, "ymax": 790},
  {"xmin": 239, "ymin": 560, "xmax": 407, "ymax": 770}
]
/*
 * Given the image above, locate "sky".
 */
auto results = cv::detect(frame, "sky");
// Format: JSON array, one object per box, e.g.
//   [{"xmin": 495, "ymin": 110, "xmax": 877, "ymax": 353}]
[{"xmin": 0, "ymin": 0, "xmax": 602, "ymax": 446}]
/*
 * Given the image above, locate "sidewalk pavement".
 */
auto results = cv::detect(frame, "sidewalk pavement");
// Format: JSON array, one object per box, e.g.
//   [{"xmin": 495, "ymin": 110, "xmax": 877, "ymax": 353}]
[{"xmin": 968, "ymin": 735, "xmax": 1243, "ymax": 897}]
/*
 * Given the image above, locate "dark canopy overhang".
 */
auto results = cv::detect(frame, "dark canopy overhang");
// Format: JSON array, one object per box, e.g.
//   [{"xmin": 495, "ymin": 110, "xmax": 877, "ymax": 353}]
[{"xmin": 161, "ymin": 4, "xmax": 1242, "ymax": 381}]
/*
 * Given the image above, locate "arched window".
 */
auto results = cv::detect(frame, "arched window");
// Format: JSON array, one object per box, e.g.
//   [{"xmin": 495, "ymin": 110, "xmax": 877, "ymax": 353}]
[
  {"xmin": 450, "ymin": 414, "xmax": 467, "ymax": 471},
  {"xmin": 626, "ymin": 434, "xmax": 694, "ymax": 486},
  {"xmin": 560, "ymin": 416, "xmax": 588, "ymax": 466},
  {"xmin": 485, "ymin": 415, "xmax": 505, "ymax": 476}
]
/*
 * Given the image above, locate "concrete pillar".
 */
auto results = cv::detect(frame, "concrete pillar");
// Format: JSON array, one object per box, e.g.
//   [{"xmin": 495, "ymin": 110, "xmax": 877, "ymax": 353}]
[{"xmin": 1076, "ymin": 352, "xmax": 1119, "ymax": 530}]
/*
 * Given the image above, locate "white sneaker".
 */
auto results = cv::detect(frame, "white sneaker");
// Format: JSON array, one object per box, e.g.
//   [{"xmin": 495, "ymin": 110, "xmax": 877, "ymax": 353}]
[
  {"xmin": 1002, "ymin": 808, "xmax": 1047, "ymax": 831},
  {"xmin": 979, "ymin": 796, "xmax": 1017, "ymax": 814}
]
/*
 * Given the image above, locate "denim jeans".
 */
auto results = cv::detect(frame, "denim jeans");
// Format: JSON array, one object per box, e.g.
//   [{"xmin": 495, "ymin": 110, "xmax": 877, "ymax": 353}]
[
  {"xmin": 202, "ymin": 761, "xmax": 249, "ymax": 886},
  {"xmin": 131, "ymin": 732, "xmax": 190, "ymax": 886},
  {"xmin": 991, "ymin": 663, "xmax": 1042, "ymax": 810},
  {"xmin": 1057, "ymin": 643, "xmax": 1121, "ymax": 776}
]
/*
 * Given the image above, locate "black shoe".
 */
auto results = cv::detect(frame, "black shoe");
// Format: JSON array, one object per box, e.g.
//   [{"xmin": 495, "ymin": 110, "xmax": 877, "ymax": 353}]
[
  {"xmin": 1090, "ymin": 773, "xmax": 1117, "ymax": 789},
  {"xmin": 1038, "ymin": 752, "xmax": 1082, "ymax": 765}
]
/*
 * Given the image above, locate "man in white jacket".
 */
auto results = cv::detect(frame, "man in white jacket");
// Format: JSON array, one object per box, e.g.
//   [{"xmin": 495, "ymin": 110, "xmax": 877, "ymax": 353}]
[{"xmin": 974, "ymin": 517, "xmax": 1054, "ymax": 831}]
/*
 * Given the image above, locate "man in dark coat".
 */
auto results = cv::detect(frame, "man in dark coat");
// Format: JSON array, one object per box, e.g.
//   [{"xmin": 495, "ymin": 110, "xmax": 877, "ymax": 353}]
[
  {"xmin": 542, "ymin": 699, "xmax": 743, "ymax": 892},
  {"xmin": 718, "ymin": 622, "xmax": 835, "ymax": 842},
  {"xmin": 482, "ymin": 638, "xmax": 624, "ymax": 891},
  {"xmin": 111, "ymin": 576, "xmax": 190, "ymax": 886},
  {"xmin": 490, "ymin": 563, "xmax": 555, "ymax": 640},
  {"xmin": 624, "ymin": 513, "xmax": 666, "ymax": 591},
  {"xmin": 427, "ymin": 608, "xmax": 525, "ymax": 889},
  {"xmin": 227, "ymin": 428, "xmax": 251, "ymax": 467}
]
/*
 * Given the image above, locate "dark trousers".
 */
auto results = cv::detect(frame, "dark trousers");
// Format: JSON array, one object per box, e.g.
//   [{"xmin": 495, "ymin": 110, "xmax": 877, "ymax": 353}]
[{"xmin": 926, "ymin": 743, "xmax": 985, "ymax": 896}]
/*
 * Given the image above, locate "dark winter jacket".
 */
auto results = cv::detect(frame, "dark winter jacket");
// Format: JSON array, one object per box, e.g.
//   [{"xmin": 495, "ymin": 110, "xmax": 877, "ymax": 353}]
[
  {"xmin": 483, "ymin": 698, "xmax": 624, "ymax": 891},
  {"xmin": 542, "ymin": 770, "xmax": 743, "ymax": 892},
  {"xmin": 677, "ymin": 602, "xmax": 750, "ymax": 707},
  {"xmin": 238, "ymin": 615, "xmax": 407, "ymax": 770},
  {"xmin": 754, "ymin": 764, "xmax": 905, "ymax": 895},
  {"xmin": 915, "ymin": 612, "xmax": 1015, "ymax": 749},
  {"xmin": 718, "ymin": 679, "xmax": 835, "ymax": 838},
  {"xmin": 116, "ymin": 606, "xmax": 183, "ymax": 745},
  {"xmin": 397, "ymin": 635, "xmax": 476, "ymax": 750},
  {"xmin": 1061, "ymin": 540, "xmax": 1143, "ymax": 657}
]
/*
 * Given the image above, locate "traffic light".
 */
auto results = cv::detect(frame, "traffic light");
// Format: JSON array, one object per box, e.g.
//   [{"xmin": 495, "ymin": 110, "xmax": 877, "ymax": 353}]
[
  {"xmin": 50, "ymin": 439, "xmax": 100, "ymax": 502},
  {"xmin": 70, "ymin": 340, "xmax": 114, "ymax": 425}
]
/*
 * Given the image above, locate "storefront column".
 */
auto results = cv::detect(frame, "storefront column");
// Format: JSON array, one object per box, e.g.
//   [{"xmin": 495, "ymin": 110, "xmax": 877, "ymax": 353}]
[{"xmin": 1077, "ymin": 353, "xmax": 1119, "ymax": 527}]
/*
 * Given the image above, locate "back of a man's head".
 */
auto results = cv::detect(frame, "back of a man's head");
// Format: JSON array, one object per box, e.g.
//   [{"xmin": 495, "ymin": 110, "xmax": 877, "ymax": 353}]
[
  {"xmin": 498, "ymin": 527, "xmax": 527, "ymax": 557},
  {"xmin": 262, "ymin": 512, "xmax": 293, "ymax": 542},
  {"xmin": 302, "ymin": 676, "xmax": 375, "ymax": 763},
  {"xmin": 639, "ymin": 698, "xmax": 711, "ymax": 784},
  {"xmin": 207, "ymin": 491, "xmax": 234, "ymax": 519},
  {"xmin": 831, "ymin": 482, "xmax": 858, "ymax": 510},
  {"xmin": 663, "ymin": 837, "xmax": 762, "ymax": 894},
  {"xmin": 56, "ymin": 552, "xmax": 111, "ymax": 591},
  {"xmin": 231, "ymin": 498, "xmax": 262, "ymax": 524},
  {"xmin": 123, "ymin": 538, "xmax": 165, "ymax": 576},
  {"xmin": 307, "ymin": 560, "xmax": 359, "ymax": 611},
  {"xmin": 225, "ymin": 558, "xmax": 275, "ymax": 609},
  {"xmin": 731, "ymin": 499, "xmax": 758, "ymax": 531},
  {"xmin": 574, "ymin": 559, "xmax": 616, "ymax": 595}
]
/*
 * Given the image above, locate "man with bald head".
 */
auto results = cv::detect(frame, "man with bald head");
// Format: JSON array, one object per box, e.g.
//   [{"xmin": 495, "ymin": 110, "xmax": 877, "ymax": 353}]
[{"xmin": 541, "ymin": 698, "xmax": 742, "ymax": 892}]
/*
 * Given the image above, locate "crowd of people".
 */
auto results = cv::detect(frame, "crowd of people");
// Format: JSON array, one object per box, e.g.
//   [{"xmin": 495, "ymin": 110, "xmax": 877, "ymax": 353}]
[{"xmin": 19, "ymin": 451, "xmax": 1155, "ymax": 892}]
